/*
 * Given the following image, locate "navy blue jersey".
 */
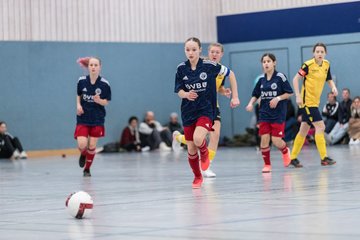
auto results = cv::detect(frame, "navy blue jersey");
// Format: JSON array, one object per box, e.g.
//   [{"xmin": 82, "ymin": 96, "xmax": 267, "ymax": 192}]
[
  {"xmin": 77, "ymin": 75, "xmax": 111, "ymax": 126},
  {"xmin": 252, "ymin": 71, "xmax": 293, "ymax": 123},
  {"xmin": 174, "ymin": 58, "xmax": 227, "ymax": 126}
]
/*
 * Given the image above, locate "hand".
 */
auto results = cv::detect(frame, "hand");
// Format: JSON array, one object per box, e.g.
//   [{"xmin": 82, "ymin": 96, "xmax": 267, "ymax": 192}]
[
  {"xmin": 224, "ymin": 88, "xmax": 232, "ymax": 98},
  {"xmin": 93, "ymin": 94, "xmax": 101, "ymax": 104},
  {"xmin": 230, "ymin": 97, "xmax": 240, "ymax": 108},
  {"xmin": 246, "ymin": 104, "xmax": 253, "ymax": 112},
  {"xmin": 296, "ymin": 95, "xmax": 303, "ymax": 106},
  {"xmin": 186, "ymin": 90, "xmax": 198, "ymax": 101},
  {"xmin": 269, "ymin": 97, "xmax": 280, "ymax": 109},
  {"xmin": 77, "ymin": 105, "xmax": 84, "ymax": 116},
  {"xmin": 332, "ymin": 87, "xmax": 338, "ymax": 96}
]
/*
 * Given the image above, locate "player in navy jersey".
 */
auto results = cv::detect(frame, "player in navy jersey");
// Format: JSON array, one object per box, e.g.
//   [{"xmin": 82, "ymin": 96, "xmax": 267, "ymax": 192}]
[
  {"xmin": 246, "ymin": 53, "xmax": 293, "ymax": 173},
  {"xmin": 174, "ymin": 37, "xmax": 227, "ymax": 188},
  {"xmin": 172, "ymin": 42, "xmax": 240, "ymax": 178},
  {"xmin": 74, "ymin": 57, "xmax": 111, "ymax": 177}
]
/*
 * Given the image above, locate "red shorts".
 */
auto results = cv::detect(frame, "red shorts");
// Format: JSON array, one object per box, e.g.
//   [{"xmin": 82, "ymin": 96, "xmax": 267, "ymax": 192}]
[
  {"xmin": 258, "ymin": 122, "xmax": 285, "ymax": 138},
  {"xmin": 74, "ymin": 125, "xmax": 105, "ymax": 139},
  {"xmin": 184, "ymin": 116, "xmax": 213, "ymax": 141}
]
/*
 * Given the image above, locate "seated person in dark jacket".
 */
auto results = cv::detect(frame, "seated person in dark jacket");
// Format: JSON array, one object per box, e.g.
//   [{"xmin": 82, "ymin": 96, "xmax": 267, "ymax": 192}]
[
  {"xmin": 322, "ymin": 92, "xmax": 339, "ymax": 134},
  {"xmin": 120, "ymin": 116, "xmax": 141, "ymax": 152},
  {"xmin": 166, "ymin": 112, "xmax": 183, "ymax": 133},
  {"xmin": 0, "ymin": 121, "xmax": 27, "ymax": 159},
  {"xmin": 326, "ymin": 88, "xmax": 352, "ymax": 144}
]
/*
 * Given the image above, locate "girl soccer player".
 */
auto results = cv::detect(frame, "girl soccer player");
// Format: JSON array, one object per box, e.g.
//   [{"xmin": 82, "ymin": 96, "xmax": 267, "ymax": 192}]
[
  {"xmin": 174, "ymin": 37, "xmax": 228, "ymax": 188},
  {"xmin": 289, "ymin": 43, "xmax": 338, "ymax": 167},
  {"xmin": 74, "ymin": 57, "xmax": 111, "ymax": 177},
  {"xmin": 246, "ymin": 53, "xmax": 293, "ymax": 173},
  {"xmin": 173, "ymin": 42, "xmax": 240, "ymax": 178}
]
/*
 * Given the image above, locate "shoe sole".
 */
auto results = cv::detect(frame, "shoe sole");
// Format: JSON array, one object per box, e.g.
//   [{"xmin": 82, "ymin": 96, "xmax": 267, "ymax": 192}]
[
  {"xmin": 321, "ymin": 162, "xmax": 336, "ymax": 166},
  {"xmin": 203, "ymin": 175, "xmax": 216, "ymax": 178}
]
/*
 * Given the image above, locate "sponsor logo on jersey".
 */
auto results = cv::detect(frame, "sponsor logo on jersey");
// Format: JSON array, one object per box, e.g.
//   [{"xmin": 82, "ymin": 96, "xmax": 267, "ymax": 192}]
[
  {"xmin": 82, "ymin": 88, "xmax": 87, "ymax": 92},
  {"xmin": 185, "ymin": 82, "xmax": 207, "ymax": 92},
  {"xmin": 271, "ymin": 83, "xmax": 278, "ymax": 90},
  {"xmin": 260, "ymin": 84, "xmax": 263, "ymax": 89},
  {"xmin": 95, "ymin": 88, "xmax": 102, "ymax": 95},
  {"xmin": 200, "ymin": 72, "xmax": 207, "ymax": 80},
  {"xmin": 261, "ymin": 91, "xmax": 278, "ymax": 98},
  {"xmin": 183, "ymin": 76, "xmax": 189, "ymax": 81},
  {"xmin": 82, "ymin": 94, "xmax": 95, "ymax": 102}
]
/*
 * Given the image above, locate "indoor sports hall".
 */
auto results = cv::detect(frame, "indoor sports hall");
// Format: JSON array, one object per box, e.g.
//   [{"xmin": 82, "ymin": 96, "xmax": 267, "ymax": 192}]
[{"xmin": 1, "ymin": 1, "xmax": 360, "ymax": 239}]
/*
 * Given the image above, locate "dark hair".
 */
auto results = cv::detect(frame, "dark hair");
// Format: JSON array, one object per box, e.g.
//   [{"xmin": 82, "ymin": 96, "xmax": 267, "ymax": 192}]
[
  {"xmin": 327, "ymin": 92, "xmax": 337, "ymax": 101},
  {"xmin": 313, "ymin": 43, "xmax": 327, "ymax": 53},
  {"xmin": 185, "ymin": 37, "xmax": 201, "ymax": 48},
  {"xmin": 343, "ymin": 88, "xmax": 350, "ymax": 94},
  {"xmin": 128, "ymin": 116, "xmax": 138, "ymax": 124},
  {"xmin": 353, "ymin": 96, "xmax": 360, "ymax": 101},
  {"xmin": 0, "ymin": 121, "xmax": 5, "ymax": 126},
  {"xmin": 261, "ymin": 53, "xmax": 276, "ymax": 62}
]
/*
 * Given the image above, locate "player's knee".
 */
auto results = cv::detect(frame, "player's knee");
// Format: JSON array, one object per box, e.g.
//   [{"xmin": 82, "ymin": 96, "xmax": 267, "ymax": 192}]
[
  {"xmin": 193, "ymin": 135, "xmax": 204, "ymax": 147},
  {"xmin": 315, "ymin": 124, "xmax": 325, "ymax": 133},
  {"xmin": 77, "ymin": 142, "xmax": 87, "ymax": 150},
  {"xmin": 271, "ymin": 137, "xmax": 283, "ymax": 148},
  {"xmin": 88, "ymin": 143, "xmax": 97, "ymax": 150}
]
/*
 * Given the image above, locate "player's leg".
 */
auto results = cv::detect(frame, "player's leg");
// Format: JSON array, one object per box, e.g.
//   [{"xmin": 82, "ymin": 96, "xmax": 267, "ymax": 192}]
[
  {"xmin": 74, "ymin": 125, "xmax": 89, "ymax": 168},
  {"xmin": 258, "ymin": 122, "xmax": 271, "ymax": 173},
  {"xmin": 172, "ymin": 131, "xmax": 187, "ymax": 151},
  {"xmin": 83, "ymin": 126, "xmax": 105, "ymax": 176},
  {"xmin": 203, "ymin": 120, "xmax": 220, "ymax": 178},
  {"xmin": 271, "ymin": 136, "xmax": 291, "ymax": 167},
  {"xmin": 289, "ymin": 108, "xmax": 311, "ymax": 168},
  {"xmin": 313, "ymin": 120, "xmax": 336, "ymax": 165},
  {"xmin": 184, "ymin": 124, "xmax": 202, "ymax": 188},
  {"xmin": 270, "ymin": 122, "xmax": 291, "ymax": 167},
  {"xmin": 83, "ymin": 136, "xmax": 98, "ymax": 176},
  {"xmin": 193, "ymin": 116, "xmax": 213, "ymax": 172}
]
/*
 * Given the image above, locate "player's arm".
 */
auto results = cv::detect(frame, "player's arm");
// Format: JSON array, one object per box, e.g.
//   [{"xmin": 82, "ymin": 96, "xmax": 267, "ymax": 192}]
[
  {"xmin": 93, "ymin": 96, "xmax": 109, "ymax": 106},
  {"xmin": 327, "ymin": 80, "xmax": 338, "ymax": 97},
  {"xmin": 325, "ymin": 66, "xmax": 338, "ymax": 96},
  {"xmin": 178, "ymin": 89, "xmax": 198, "ymax": 101},
  {"xmin": 293, "ymin": 73, "xmax": 303, "ymax": 106},
  {"xmin": 246, "ymin": 97, "xmax": 258, "ymax": 112},
  {"xmin": 228, "ymin": 70, "xmax": 240, "ymax": 108},
  {"xmin": 246, "ymin": 79, "xmax": 261, "ymax": 112},
  {"xmin": 76, "ymin": 96, "xmax": 84, "ymax": 116}
]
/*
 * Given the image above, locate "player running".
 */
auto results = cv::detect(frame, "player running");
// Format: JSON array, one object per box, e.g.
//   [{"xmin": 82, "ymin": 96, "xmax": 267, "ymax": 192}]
[
  {"xmin": 174, "ymin": 37, "xmax": 229, "ymax": 188},
  {"xmin": 74, "ymin": 57, "xmax": 111, "ymax": 177},
  {"xmin": 173, "ymin": 42, "xmax": 240, "ymax": 178},
  {"xmin": 246, "ymin": 53, "xmax": 293, "ymax": 173}
]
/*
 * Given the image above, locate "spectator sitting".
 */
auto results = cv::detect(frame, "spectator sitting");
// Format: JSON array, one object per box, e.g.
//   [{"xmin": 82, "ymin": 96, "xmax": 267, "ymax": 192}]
[
  {"xmin": 348, "ymin": 96, "xmax": 360, "ymax": 145},
  {"xmin": 139, "ymin": 111, "xmax": 172, "ymax": 151},
  {"xmin": 284, "ymin": 99, "xmax": 297, "ymax": 143},
  {"xmin": 326, "ymin": 88, "xmax": 352, "ymax": 144},
  {"xmin": 120, "ymin": 116, "xmax": 142, "ymax": 152},
  {"xmin": 0, "ymin": 121, "xmax": 27, "ymax": 159},
  {"xmin": 166, "ymin": 112, "xmax": 183, "ymax": 133},
  {"xmin": 322, "ymin": 92, "xmax": 339, "ymax": 134}
]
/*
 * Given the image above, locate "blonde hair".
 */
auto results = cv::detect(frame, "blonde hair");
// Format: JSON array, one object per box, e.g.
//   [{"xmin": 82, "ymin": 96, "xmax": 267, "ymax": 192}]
[{"xmin": 208, "ymin": 43, "xmax": 224, "ymax": 52}]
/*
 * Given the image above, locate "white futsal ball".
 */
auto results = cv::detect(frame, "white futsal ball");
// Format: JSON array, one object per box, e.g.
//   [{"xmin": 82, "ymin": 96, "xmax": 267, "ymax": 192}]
[{"xmin": 65, "ymin": 191, "xmax": 93, "ymax": 219}]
